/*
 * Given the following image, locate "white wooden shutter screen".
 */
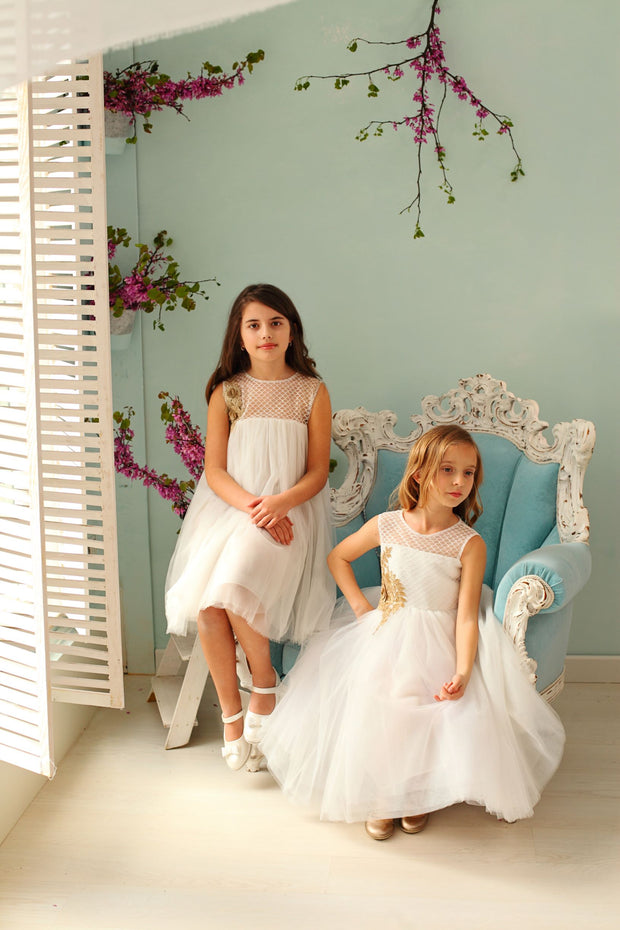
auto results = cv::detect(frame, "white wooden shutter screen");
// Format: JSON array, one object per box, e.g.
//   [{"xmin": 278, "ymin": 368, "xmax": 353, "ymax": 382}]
[{"xmin": 0, "ymin": 56, "xmax": 123, "ymax": 777}]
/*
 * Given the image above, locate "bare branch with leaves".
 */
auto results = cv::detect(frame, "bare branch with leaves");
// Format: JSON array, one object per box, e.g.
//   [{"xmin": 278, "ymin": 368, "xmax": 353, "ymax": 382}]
[{"xmin": 295, "ymin": 1, "xmax": 523, "ymax": 238}]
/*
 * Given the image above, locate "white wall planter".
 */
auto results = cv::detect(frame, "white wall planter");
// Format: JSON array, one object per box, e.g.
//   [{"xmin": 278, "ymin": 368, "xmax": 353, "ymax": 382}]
[
  {"xmin": 104, "ymin": 111, "xmax": 133, "ymax": 155},
  {"xmin": 110, "ymin": 307, "xmax": 137, "ymax": 350}
]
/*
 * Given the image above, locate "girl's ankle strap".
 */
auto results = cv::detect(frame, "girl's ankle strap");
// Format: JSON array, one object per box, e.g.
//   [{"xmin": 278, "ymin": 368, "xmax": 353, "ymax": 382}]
[
  {"xmin": 221, "ymin": 708, "xmax": 244, "ymax": 724},
  {"xmin": 252, "ymin": 670, "xmax": 280, "ymax": 695}
]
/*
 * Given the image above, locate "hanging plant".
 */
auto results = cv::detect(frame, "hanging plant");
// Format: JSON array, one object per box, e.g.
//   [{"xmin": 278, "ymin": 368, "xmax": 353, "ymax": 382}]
[
  {"xmin": 295, "ymin": 1, "xmax": 523, "ymax": 238},
  {"xmin": 104, "ymin": 50, "xmax": 265, "ymax": 143},
  {"xmin": 108, "ymin": 226, "xmax": 218, "ymax": 331}
]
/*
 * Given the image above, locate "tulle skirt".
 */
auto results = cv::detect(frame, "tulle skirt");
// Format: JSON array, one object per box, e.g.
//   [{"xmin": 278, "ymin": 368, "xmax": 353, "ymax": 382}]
[
  {"xmin": 260, "ymin": 587, "xmax": 565, "ymax": 823},
  {"xmin": 164, "ymin": 472, "xmax": 335, "ymax": 643}
]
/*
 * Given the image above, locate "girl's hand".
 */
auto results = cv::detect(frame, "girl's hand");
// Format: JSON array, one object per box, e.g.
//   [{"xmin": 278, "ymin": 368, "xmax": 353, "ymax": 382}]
[
  {"xmin": 434, "ymin": 673, "xmax": 466, "ymax": 702},
  {"xmin": 264, "ymin": 516, "xmax": 294, "ymax": 546},
  {"xmin": 248, "ymin": 494, "xmax": 291, "ymax": 529}
]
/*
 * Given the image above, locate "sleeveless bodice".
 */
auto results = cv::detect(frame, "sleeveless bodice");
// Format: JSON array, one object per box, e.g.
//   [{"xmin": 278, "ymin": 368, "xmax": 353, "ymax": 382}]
[
  {"xmin": 376, "ymin": 510, "xmax": 479, "ymax": 621},
  {"xmin": 220, "ymin": 372, "xmax": 321, "ymax": 496}
]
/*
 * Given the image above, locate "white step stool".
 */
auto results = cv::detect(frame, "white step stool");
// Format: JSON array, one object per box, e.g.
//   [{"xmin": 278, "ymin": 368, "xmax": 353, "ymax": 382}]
[{"xmin": 147, "ymin": 632, "xmax": 209, "ymax": 749}]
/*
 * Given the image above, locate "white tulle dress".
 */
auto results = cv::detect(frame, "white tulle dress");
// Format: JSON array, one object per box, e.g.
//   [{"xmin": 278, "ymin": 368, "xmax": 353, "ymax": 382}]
[
  {"xmin": 261, "ymin": 510, "xmax": 565, "ymax": 823},
  {"xmin": 164, "ymin": 371, "xmax": 335, "ymax": 644}
]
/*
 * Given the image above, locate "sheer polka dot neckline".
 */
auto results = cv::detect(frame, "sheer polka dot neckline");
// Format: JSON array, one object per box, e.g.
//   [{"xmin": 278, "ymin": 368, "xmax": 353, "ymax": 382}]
[{"xmin": 378, "ymin": 510, "xmax": 478, "ymax": 560}]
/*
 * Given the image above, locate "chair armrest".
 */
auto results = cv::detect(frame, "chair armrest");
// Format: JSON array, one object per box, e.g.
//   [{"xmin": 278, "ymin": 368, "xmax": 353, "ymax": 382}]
[
  {"xmin": 493, "ymin": 542, "xmax": 592, "ymax": 688},
  {"xmin": 494, "ymin": 542, "xmax": 592, "ymax": 621}
]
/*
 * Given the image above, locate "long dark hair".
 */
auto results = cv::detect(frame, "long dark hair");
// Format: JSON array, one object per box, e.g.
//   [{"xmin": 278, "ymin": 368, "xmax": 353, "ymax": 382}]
[{"xmin": 205, "ymin": 283, "xmax": 320, "ymax": 402}]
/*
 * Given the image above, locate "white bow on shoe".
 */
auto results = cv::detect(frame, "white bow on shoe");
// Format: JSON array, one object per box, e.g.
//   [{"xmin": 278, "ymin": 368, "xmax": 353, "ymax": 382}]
[{"xmin": 221, "ymin": 708, "xmax": 251, "ymax": 771}]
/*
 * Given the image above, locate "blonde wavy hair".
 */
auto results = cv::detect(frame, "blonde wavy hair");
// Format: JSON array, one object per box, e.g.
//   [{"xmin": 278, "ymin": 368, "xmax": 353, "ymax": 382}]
[{"xmin": 393, "ymin": 425, "xmax": 483, "ymax": 526}]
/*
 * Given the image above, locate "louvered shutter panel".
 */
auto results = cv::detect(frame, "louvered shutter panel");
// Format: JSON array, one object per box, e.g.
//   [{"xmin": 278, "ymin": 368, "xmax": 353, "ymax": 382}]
[
  {"xmin": 0, "ymin": 82, "xmax": 54, "ymax": 775},
  {"xmin": 0, "ymin": 57, "xmax": 123, "ymax": 776}
]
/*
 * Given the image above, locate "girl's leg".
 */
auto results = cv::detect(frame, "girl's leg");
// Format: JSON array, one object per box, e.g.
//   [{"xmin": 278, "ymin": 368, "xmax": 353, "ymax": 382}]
[
  {"xmin": 228, "ymin": 612, "xmax": 277, "ymax": 716},
  {"xmin": 196, "ymin": 606, "xmax": 243, "ymax": 741}
]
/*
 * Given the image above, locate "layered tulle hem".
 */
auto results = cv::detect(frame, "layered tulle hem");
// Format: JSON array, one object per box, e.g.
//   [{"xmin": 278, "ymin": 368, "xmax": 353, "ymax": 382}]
[{"xmin": 261, "ymin": 587, "xmax": 565, "ymax": 824}]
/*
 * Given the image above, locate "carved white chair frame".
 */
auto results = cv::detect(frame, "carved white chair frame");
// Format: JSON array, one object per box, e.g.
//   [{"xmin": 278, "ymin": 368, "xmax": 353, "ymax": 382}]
[{"xmin": 329, "ymin": 374, "xmax": 595, "ymax": 700}]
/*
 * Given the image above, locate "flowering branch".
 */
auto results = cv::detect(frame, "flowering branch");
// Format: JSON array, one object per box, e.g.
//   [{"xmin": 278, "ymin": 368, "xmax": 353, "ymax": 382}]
[
  {"xmin": 108, "ymin": 226, "xmax": 218, "ymax": 331},
  {"xmin": 113, "ymin": 393, "xmax": 205, "ymax": 519},
  {"xmin": 294, "ymin": 1, "xmax": 523, "ymax": 238},
  {"xmin": 104, "ymin": 51, "xmax": 265, "ymax": 143}
]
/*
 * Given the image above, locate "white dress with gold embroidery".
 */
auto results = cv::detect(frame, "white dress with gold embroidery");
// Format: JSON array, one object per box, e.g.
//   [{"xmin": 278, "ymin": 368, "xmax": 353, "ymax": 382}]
[
  {"xmin": 261, "ymin": 510, "xmax": 565, "ymax": 823},
  {"xmin": 164, "ymin": 372, "xmax": 335, "ymax": 643}
]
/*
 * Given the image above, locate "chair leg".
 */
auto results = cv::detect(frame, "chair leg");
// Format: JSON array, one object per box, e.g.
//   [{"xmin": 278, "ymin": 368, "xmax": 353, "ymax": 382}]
[{"xmin": 164, "ymin": 635, "xmax": 210, "ymax": 750}]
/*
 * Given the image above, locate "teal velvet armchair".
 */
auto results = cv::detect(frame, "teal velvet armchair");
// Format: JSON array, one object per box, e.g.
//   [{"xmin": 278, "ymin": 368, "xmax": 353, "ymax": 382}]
[{"xmin": 277, "ymin": 374, "xmax": 595, "ymax": 700}]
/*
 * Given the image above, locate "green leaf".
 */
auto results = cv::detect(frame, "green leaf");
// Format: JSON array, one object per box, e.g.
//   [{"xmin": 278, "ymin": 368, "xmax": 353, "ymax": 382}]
[
  {"xmin": 413, "ymin": 226, "xmax": 425, "ymax": 239},
  {"xmin": 348, "ymin": 40, "xmax": 358, "ymax": 52}
]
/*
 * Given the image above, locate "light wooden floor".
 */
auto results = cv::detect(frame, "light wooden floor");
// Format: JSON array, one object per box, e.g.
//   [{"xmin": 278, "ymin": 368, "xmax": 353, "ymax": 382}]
[{"xmin": 1, "ymin": 677, "xmax": 619, "ymax": 930}]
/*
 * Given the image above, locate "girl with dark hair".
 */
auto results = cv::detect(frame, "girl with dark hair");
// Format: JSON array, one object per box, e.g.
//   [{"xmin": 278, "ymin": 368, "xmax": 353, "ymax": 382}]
[
  {"xmin": 165, "ymin": 284, "xmax": 335, "ymax": 771},
  {"xmin": 261, "ymin": 426, "xmax": 565, "ymax": 838}
]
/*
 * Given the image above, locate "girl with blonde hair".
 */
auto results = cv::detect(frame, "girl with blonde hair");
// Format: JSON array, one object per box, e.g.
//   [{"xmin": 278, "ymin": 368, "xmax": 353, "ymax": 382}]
[{"xmin": 261, "ymin": 425, "xmax": 565, "ymax": 838}]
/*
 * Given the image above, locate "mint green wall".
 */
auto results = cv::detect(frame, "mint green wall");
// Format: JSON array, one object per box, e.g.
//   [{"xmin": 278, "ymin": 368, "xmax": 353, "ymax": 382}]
[{"xmin": 107, "ymin": 0, "xmax": 619, "ymax": 668}]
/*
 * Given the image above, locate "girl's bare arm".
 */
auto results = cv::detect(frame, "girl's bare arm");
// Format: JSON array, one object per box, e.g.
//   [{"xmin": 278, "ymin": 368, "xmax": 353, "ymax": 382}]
[
  {"xmin": 327, "ymin": 516, "xmax": 381, "ymax": 618},
  {"xmin": 435, "ymin": 534, "xmax": 486, "ymax": 702},
  {"xmin": 203, "ymin": 385, "xmax": 255, "ymax": 510}
]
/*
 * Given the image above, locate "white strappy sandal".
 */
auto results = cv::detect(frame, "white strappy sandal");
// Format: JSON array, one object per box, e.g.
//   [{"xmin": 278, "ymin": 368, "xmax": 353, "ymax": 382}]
[
  {"xmin": 221, "ymin": 708, "xmax": 251, "ymax": 771},
  {"xmin": 243, "ymin": 670, "xmax": 280, "ymax": 745}
]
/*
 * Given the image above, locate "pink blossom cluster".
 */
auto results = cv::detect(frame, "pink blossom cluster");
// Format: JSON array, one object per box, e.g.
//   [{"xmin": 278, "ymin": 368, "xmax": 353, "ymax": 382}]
[
  {"xmin": 160, "ymin": 392, "xmax": 205, "ymax": 481},
  {"xmin": 103, "ymin": 50, "xmax": 263, "ymax": 138},
  {"xmin": 114, "ymin": 421, "xmax": 191, "ymax": 518},
  {"xmin": 402, "ymin": 18, "xmax": 491, "ymax": 147},
  {"xmin": 114, "ymin": 272, "xmax": 151, "ymax": 313},
  {"xmin": 104, "ymin": 68, "xmax": 243, "ymax": 124},
  {"xmin": 113, "ymin": 395, "xmax": 205, "ymax": 519},
  {"xmin": 107, "ymin": 226, "xmax": 214, "ymax": 331}
]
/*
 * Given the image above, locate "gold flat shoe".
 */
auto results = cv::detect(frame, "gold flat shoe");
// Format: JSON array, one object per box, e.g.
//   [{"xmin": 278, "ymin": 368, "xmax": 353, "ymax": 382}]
[
  {"xmin": 399, "ymin": 813, "xmax": 429, "ymax": 834},
  {"xmin": 365, "ymin": 818, "xmax": 394, "ymax": 841}
]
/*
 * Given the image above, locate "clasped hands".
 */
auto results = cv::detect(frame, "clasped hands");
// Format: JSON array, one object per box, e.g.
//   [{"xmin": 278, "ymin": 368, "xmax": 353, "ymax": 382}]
[{"xmin": 248, "ymin": 493, "xmax": 294, "ymax": 545}]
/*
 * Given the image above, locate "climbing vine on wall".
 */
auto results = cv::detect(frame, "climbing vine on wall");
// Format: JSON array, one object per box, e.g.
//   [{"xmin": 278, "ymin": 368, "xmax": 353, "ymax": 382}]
[{"xmin": 295, "ymin": 0, "xmax": 523, "ymax": 238}]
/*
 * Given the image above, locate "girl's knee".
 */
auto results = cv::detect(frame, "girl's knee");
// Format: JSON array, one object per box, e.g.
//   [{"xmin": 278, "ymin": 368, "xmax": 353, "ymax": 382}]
[{"xmin": 197, "ymin": 606, "xmax": 230, "ymax": 634}]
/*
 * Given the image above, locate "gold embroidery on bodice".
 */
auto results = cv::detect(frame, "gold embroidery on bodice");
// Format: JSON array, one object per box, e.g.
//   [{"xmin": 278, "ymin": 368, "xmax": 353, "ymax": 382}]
[
  {"xmin": 376, "ymin": 546, "xmax": 406, "ymax": 631},
  {"xmin": 223, "ymin": 381, "xmax": 243, "ymax": 427}
]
